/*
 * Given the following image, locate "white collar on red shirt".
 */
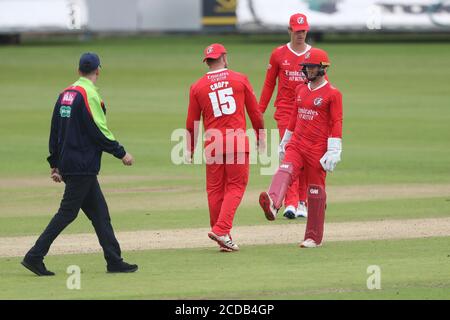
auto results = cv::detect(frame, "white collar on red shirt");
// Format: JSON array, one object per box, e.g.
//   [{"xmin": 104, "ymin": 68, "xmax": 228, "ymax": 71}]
[
  {"xmin": 287, "ymin": 43, "xmax": 311, "ymax": 56},
  {"xmin": 308, "ymin": 80, "xmax": 328, "ymax": 91},
  {"xmin": 207, "ymin": 68, "xmax": 228, "ymax": 74}
]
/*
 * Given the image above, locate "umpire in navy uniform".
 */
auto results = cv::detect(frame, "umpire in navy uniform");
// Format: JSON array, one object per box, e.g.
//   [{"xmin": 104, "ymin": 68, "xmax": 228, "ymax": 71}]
[{"xmin": 21, "ymin": 53, "xmax": 138, "ymax": 276}]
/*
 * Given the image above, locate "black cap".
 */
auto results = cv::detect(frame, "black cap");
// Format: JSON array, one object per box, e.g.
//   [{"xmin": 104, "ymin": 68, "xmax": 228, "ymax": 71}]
[{"xmin": 79, "ymin": 52, "xmax": 101, "ymax": 73}]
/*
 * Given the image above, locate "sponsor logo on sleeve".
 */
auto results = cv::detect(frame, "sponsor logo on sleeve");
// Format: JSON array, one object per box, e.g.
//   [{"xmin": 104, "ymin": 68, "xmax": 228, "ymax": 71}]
[
  {"xmin": 60, "ymin": 106, "xmax": 71, "ymax": 118},
  {"xmin": 61, "ymin": 92, "xmax": 76, "ymax": 105}
]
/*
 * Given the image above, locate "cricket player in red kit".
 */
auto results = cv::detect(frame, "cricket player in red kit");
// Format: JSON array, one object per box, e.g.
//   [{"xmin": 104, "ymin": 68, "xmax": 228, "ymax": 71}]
[
  {"xmin": 259, "ymin": 48, "xmax": 343, "ymax": 248},
  {"xmin": 186, "ymin": 43, "xmax": 265, "ymax": 252},
  {"xmin": 259, "ymin": 13, "xmax": 313, "ymax": 220}
]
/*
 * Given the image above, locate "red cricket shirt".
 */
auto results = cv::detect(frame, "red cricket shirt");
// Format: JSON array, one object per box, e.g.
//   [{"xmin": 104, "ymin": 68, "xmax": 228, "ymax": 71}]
[
  {"xmin": 186, "ymin": 68, "xmax": 264, "ymax": 155},
  {"xmin": 287, "ymin": 81, "xmax": 343, "ymax": 151},
  {"xmin": 259, "ymin": 43, "xmax": 311, "ymax": 116}
]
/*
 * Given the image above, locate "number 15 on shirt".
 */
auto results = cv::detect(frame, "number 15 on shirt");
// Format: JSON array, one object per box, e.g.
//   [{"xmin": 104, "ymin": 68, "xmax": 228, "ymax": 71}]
[{"xmin": 209, "ymin": 88, "xmax": 236, "ymax": 117}]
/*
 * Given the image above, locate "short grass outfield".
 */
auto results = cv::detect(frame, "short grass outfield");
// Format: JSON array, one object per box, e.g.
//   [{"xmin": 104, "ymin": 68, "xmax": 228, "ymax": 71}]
[
  {"xmin": 1, "ymin": 36, "xmax": 450, "ymax": 183},
  {"xmin": 0, "ymin": 35, "xmax": 449, "ymax": 299},
  {"xmin": 0, "ymin": 237, "xmax": 449, "ymax": 299}
]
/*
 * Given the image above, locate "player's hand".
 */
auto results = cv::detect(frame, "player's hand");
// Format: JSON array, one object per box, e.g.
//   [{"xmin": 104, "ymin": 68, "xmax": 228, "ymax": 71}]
[
  {"xmin": 258, "ymin": 139, "xmax": 266, "ymax": 154},
  {"xmin": 257, "ymin": 130, "xmax": 266, "ymax": 154},
  {"xmin": 258, "ymin": 104, "xmax": 266, "ymax": 114},
  {"xmin": 320, "ymin": 138, "xmax": 342, "ymax": 172},
  {"xmin": 185, "ymin": 151, "xmax": 193, "ymax": 164},
  {"xmin": 50, "ymin": 168, "xmax": 62, "ymax": 183},
  {"xmin": 122, "ymin": 152, "xmax": 134, "ymax": 166}
]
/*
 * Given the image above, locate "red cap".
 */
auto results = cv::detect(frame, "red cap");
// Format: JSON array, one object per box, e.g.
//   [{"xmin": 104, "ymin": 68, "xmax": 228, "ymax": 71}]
[
  {"xmin": 301, "ymin": 48, "xmax": 330, "ymax": 66},
  {"xmin": 203, "ymin": 43, "xmax": 227, "ymax": 62},
  {"xmin": 289, "ymin": 13, "xmax": 309, "ymax": 31}
]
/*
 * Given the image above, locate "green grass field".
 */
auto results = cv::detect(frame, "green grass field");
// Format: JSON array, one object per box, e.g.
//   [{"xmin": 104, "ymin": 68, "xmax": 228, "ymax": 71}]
[
  {"xmin": 1, "ymin": 237, "xmax": 449, "ymax": 300},
  {"xmin": 0, "ymin": 35, "xmax": 449, "ymax": 300}
]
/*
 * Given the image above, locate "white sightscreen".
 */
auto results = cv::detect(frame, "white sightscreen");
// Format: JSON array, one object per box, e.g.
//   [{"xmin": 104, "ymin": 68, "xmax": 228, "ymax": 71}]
[
  {"xmin": 237, "ymin": 0, "xmax": 450, "ymax": 31},
  {"xmin": 0, "ymin": 0, "xmax": 87, "ymax": 32}
]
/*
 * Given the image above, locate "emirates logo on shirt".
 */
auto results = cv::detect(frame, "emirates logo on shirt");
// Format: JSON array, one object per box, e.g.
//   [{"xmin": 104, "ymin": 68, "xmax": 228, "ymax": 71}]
[{"xmin": 314, "ymin": 97, "xmax": 323, "ymax": 106}]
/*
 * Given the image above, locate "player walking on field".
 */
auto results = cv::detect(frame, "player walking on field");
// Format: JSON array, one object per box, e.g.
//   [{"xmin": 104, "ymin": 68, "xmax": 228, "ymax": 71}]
[
  {"xmin": 259, "ymin": 48, "xmax": 343, "ymax": 248},
  {"xmin": 21, "ymin": 53, "xmax": 138, "ymax": 275},
  {"xmin": 259, "ymin": 13, "xmax": 314, "ymax": 220},
  {"xmin": 186, "ymin": 44, "xmax": 265, "ymax": 252}
]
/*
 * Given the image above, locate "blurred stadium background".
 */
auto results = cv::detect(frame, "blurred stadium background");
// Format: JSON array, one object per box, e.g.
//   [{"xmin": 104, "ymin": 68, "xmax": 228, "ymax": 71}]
[{"xmin": 1, "ymin": 0, "xmax": 450, "ymax": 41}]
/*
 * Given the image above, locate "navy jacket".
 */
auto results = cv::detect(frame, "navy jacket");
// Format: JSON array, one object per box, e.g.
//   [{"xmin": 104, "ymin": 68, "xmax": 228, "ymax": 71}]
[{"xmin": 47, "ymin": 78, "xmax": 126, "ymax": 175}]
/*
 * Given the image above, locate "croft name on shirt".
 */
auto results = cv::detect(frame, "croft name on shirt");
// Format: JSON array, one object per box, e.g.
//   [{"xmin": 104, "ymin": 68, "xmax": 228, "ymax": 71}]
[{"xmin": 210, "ymin": 81, "xmax": 229, "ymax": 91}]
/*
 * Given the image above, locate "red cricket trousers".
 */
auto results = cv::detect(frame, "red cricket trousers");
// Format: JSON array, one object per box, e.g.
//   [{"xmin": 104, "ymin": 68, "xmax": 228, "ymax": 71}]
[{"xmin": 206, "ymin": 152, "xmax": 249, "ymax": 236}]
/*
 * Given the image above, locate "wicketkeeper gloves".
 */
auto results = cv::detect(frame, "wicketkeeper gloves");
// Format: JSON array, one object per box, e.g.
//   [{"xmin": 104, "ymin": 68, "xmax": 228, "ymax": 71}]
[{"xmin": 320, "ymin": 138, "xmax": 342, "ymax": 172}]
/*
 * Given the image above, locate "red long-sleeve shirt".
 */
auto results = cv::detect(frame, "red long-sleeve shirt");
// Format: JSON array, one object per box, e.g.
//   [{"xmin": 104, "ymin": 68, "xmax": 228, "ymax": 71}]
[
  {"xmin": 259, "ymin": 43, "xmax": 311, "ymax": 114},
  {"xmin": 288, "ymin": 81, "xmax": 343, "ymax": 150},
  {"xmin": 186, "ymin": 68, "xmax": 264, "ymax": 155}
]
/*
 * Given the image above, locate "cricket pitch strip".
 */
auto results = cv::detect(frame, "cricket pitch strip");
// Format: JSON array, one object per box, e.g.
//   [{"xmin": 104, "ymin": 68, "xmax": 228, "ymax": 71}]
[{"xmin": 1, "ymin": 217, "xmax": 449, "ymax": 258}]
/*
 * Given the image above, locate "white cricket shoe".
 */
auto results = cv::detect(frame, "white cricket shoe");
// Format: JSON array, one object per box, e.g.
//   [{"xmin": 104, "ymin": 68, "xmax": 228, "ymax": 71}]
[
  {"xmin": 259, "ymin": 192, "xmax": 278, "ymax": 221},
  {"xmin": 208, "ymin": 232, "xmax": 240, "ymax": 251},
  {"xmin": 299, "ymin": 239, "xmax": 321, "ymax": 248},
  {"xmin": 283, "ymin": 205, "xmax": 297, "ymax": 219},
  {"xmin": 296, "ymin": 201, "xmax": 308, "ymax": 218}
]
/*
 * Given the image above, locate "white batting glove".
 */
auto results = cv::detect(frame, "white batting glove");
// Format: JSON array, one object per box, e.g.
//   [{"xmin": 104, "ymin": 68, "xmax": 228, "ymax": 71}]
[
  {"xmin": 278, "ymin": 130, "xmax": 293, "ymax": 161},
  {"xmin": 320, "ymin": 138, "xmax": 342, "ymax": 172}
]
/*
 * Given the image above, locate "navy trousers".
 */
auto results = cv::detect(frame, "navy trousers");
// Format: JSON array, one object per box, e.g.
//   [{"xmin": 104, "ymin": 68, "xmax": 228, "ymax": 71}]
[{"xmin": 25, "ymin": 175, "xmax": 122, "ymax": 265}]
